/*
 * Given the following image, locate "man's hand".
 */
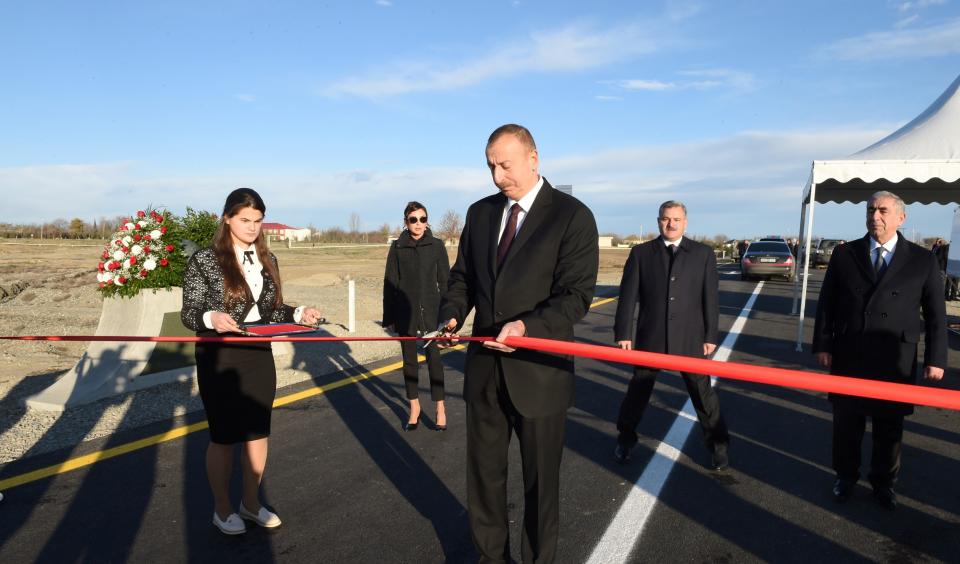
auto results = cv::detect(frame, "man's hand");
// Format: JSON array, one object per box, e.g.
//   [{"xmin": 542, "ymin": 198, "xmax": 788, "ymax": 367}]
[
  {"xmin": 924, "ymin": 365, "xmax": 945, "ymax": 381},
  {"xmin": 484, "ymin": 320, "xmax": 525, "ymax": 353},
  {"xmin": 815, "ymin": 352, "xmax": 832, "ymax": 369},
  {"xmin": 437, "ymin": 318, "xmax": 459, "ymax": 348},
  {"xmin": 211, "ymin": 311, "xmax": 241, "ymax": 334},
  {"xmin": 617, "ymin": 340, "xmax": 632, "ymax": 350},
  {"xmin": 703, "ymin": 343, "xmax": 717, "ymax": 357}
]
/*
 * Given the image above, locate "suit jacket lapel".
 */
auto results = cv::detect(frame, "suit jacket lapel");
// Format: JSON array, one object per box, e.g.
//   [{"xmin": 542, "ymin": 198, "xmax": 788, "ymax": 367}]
[
  {"xmin": 852, "ymin": 235, "xmax": 876, "ymax": 282},
  {"xmin": 488, "ymin": 195, "xmax": 506, "ymax": 276}
]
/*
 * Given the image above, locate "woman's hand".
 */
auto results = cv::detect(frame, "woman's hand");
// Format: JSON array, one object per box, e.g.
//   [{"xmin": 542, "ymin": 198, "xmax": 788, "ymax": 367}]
[
  {"xmin": 211, "ymin": 312, "xmax": 241, "ymax": 334},
  {"xmin": 301, "ymin": 307, "xmax": 322, "ymax": 325}
]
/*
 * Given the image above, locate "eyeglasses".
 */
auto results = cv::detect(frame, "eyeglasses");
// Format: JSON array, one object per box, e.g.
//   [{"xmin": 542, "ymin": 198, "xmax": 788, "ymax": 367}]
[{"xmin": 407, "ymin": 216, "xmax": 428, "ymax": 224}]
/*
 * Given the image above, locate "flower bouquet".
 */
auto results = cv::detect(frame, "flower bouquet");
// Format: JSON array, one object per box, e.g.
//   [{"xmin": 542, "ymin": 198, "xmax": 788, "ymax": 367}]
[{"xmin": 96, "ymin": 209, "xmax": 186, "ymax": 298}]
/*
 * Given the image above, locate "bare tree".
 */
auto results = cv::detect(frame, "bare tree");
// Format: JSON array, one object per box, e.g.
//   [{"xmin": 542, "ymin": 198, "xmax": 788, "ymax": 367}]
[
  {"xmin": 436, "ymin": 209, "xmax": 463, "ymax": 242},
  {"xmin": 349, "ymin": 212, "xmax": 361, "ymax": 233}
]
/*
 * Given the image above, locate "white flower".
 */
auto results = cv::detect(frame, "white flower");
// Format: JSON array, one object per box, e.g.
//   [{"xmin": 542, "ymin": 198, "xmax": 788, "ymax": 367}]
[
  {"xmin": 113, "ymin": 250, "xmax": 125, "ymax": 261},
  {"xmin": 131, "ymin": 244, "xmax": 143, "ymax": 256},
  {"xmin": 137, "ymin": 220, "xmax": 147, "ymax": 229},
  {"xmin": 144, "ymin": 258, "xmax": 157, "ymax": 271},
  {"xmin": 150, "ymin": 229, "xmax": 162, "ymax": 240},
  {"xmin": 102, "ymin": 272, "xmax": 113, "ymax": 282},
  {"xmin": 123, "ymin": 235, "xmax": 133, "ymax": 246},
  {"xmin": 125, "ymin": 222, "xmax": 135, "ymax": 231}
]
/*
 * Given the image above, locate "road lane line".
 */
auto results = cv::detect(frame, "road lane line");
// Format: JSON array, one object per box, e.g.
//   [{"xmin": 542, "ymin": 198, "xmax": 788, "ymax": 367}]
[
  {"xmin": 0, "ymin": 298, "xmax": 616, "ymax": 491},
  {"xmin": 586, "ymin": 281, "xmax": 764, "ymax": 564}
]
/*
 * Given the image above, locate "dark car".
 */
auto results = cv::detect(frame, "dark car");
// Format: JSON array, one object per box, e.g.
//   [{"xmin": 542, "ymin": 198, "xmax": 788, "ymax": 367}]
[
  {"xmin": 812, "ymin": 238, "xmax": 844, "ymax": 268},
  {"xmin": 741, "ymin": 240, "xmax": 796, "ymax": 281}
]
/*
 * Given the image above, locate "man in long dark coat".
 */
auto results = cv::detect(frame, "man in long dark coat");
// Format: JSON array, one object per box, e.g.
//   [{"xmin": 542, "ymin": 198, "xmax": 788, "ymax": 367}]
[
  {"xmin": 612, "ymin": 200, "xmax": 730, "ymax": 470},
  {"xmin": 813, "ymin": 190, "xmax": 946, "ymax": 510}
]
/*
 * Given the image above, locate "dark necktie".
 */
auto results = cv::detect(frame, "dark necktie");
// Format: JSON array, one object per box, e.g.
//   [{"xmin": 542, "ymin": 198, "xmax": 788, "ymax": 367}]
[
  {"xmin": 874, "ymin": 247, "xmax": 887, "ymax": 278},
  {"xmin": 243, "ymin": 251, "xmax": 254, "ymax": 265},
  {"xmin": 497, "ymin": 203, "xmax": 521, "ymax": 269}
]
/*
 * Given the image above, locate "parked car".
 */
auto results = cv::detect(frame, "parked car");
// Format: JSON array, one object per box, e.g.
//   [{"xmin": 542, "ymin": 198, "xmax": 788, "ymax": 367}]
[
  {"xmin": 811, "ymin": 238, "xmax": 844, "ymax": 268},
  {"xmin": 741, "ymin": 240, "xmax": 796, "ymax": 281}
]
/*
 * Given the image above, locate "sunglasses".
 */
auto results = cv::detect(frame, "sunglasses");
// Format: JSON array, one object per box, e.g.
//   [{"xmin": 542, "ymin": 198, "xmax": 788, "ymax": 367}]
[{"xmin": 406, "ymin": 216, "xmax": 428, "ymax": 224}]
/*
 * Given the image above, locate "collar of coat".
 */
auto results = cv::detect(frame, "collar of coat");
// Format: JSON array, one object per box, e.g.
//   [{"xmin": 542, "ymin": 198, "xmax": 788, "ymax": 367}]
[{"xmin": 397, "ymin": 228, "xmax": 437, "ymax": 248}]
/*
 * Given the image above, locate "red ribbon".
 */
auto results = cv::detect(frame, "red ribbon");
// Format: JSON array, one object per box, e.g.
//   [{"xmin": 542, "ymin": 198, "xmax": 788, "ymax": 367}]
[{"xmin": 3, "ymin": 333, "xmax": 957, "ymax": 411}]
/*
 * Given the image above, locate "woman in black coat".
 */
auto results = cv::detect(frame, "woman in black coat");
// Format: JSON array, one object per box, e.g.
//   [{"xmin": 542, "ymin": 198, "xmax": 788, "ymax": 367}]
[
  {"xmin": 382, "ymin": 201, "xmax": 450, "ymax": 431},
  {"xmin": 182, "ymin": 187, "xmax": 322, "ymax": 535}
]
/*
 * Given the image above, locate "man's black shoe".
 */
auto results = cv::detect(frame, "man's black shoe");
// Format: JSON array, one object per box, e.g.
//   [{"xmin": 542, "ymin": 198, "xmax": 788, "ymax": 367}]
[
  {"xmin": 710, "ymin": 443, "xmax": 729, "ymax": 471},
  {"xmin": 873, "ymin": 486, "xmax": 898, "ymax": 510},
  {"xmin": 832, "ymin": 479, "xmax": 855, "ymax": 503},
  {"xmin": 613, "ymin": 443, "xmax": 634, "ymax": 464}
]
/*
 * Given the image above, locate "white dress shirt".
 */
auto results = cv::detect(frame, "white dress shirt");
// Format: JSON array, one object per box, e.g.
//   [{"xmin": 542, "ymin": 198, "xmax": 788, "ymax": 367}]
[
  {"xmin": 664, "ymin": 236, "xmax": 684, "ymax": 249},
  {"xmin": 869, "ymin": 233, "xmax": 898, "ymax": 268},
  {"xmin": 203, "ymin": 245, "xmax": 303, "ymax": 329},
  {"xmin": 498, "ymin": 176, "xmax": 544, "ymax": 243}
]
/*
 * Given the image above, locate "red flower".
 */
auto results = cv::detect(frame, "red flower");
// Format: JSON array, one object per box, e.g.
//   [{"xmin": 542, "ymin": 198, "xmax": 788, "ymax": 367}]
[
  {"xmin": 143, "ymin": 235, "xmax": 152, "ymax": 241},
  {"xmin": 157, "ymin": 216, "xmax": 164, "ymax": 223},
  {"xmin": 102, "ymin": 251, "xmax": 109, "ymax": 259},
  {"xmin": 118, "ymin": 276, "xmax": 127, "ymax": 284},
  {"xmin": 144, "ymin": 246, "xmax": 151, "ymax": 253},
  {"xmin": 165, "ymin": 244, "xmax": 174, "ymax": 252},
  {"xmin": 137, "ymin": 210, "xmax": 146, "ymax": 218},
  {"xmin": 129, "ymin": 256, "xmax": 137, "ymax": 265},
  {"xmin": 99, "ymin": 282, "xmax": 106, "ymax": 288},
  {"xmin": 134, "ymin": 234, "xmax": 142, "ymax": 241},
  {"xmin": 122, "ymin": 247, "xmax": 130, "ymax": 253},
  {"xmin": 140, "ymin": 269, "xmax": 148, "ymax": 278},
  {"xmin": 160, "ymin": 258, "xmax": 169, "ymax": 266},
  {"xmin": 160, "ymin": 225, "xmax": 168, "ymax": 234},
  {"xmin": 98, "ymin": 262, "xmax": 105, "ymax": 272}
]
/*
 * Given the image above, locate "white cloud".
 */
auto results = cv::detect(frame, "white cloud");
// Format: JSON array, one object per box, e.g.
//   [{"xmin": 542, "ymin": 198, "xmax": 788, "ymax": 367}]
[
  {"xmin": 323, "ymin": 20, "xmax": 673, "ymax": 99},
  {"xmin": 895, "ymin": 14, "xmax": 921, "ymax": 27},
  {"xmin": 234, "ymin": 94, "xmax": 257, "ymax": 102},
  {"xmin": 376, "ymin": 0, "xmax": 392, "ymax": 6},
  {"xmin": 604, "ymin": 69, "xmax": 755, "ymax": 95},
  {"xmin": 594, "ymin": 95, "xmax": 623, "ymax": 101},
  {"xmin": 609, "ymin": 79, "xmax": 676, "ymax": 91},
  {"xmin": 898, "ymin": 0, "xmax": 947, "ymax": 12},
  {"xmin": 818, "ymin": 17, "xmax": 960, "ymax": 60},
  {"xmin": 2, "ymin": 125, "xmax": 904, "ymax": 238}
]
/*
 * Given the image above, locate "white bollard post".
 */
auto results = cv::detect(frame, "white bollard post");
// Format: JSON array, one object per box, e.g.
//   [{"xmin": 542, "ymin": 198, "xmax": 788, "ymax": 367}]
[{"xmin": 348, "ymin": 279, "xmax": 356, "ymax": 333}]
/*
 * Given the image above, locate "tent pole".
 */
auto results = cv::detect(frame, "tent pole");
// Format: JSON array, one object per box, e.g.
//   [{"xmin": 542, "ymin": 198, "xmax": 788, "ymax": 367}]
[
  {"xmin": 796, "ymin": 180, "xmax": 817, "ymax": 352},
  {"xmin": 790, "ymin": 194, "xmax": 808, "ymax": 315}
]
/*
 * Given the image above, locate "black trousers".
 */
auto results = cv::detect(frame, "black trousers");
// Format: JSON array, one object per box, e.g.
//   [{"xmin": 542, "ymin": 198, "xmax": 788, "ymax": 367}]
[
  {"xmin": 616, "ymin": 367, "xmax": 729, "ymax": 450},
  {"xmin": 466, "ymin": 360, "xmax": 566, "ymax": 564},
  {"xmin": 400, "ymin": 340, "xmax": 445, "ymax": 401},
  {"xmin": 832, "ymin": 408, "xmax": 903, "ymax": 488}
]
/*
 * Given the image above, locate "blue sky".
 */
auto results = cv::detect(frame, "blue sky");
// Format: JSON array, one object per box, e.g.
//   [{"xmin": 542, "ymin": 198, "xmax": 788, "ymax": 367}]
[{"xmin": 2, "ymin": 0, "xmax": 959, "ymax": 240}]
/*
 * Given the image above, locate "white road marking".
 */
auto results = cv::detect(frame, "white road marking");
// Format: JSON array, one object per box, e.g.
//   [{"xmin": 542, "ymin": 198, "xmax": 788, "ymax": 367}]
[{"xmin": 586, "ymin": 281, "xmax": 765, "ymax": 564}]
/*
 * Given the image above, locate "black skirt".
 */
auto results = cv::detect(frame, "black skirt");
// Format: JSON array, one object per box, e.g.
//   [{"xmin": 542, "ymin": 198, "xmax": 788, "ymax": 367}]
[{"xmin": 196, "ymin": 333, "xmax": 277, "ymax": 444}]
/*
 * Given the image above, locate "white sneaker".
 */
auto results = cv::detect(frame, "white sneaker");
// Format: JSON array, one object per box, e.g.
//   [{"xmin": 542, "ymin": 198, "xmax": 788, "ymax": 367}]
[
  {"xmin": 0, "ymin": 491, "xmax": 4, "ymax": 502},
  {"xmin": 239, "ymin": 503, "xmax": 282, "ymax": 528},
  {"xmin": 212, "ymin": 512, "xmax": 246, "ymax": 535}
]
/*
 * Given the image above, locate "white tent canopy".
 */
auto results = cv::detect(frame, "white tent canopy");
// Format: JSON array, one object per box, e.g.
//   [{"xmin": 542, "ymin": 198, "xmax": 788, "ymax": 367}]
[{"xmin": 792, "ymin": 74, "xmax": 960, "ymax": 350}]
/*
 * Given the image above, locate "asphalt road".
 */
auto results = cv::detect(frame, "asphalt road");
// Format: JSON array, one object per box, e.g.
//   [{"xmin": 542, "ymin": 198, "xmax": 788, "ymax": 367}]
[{"xmin": 0, "ymin": 268, "xmax": 958, "ymax": 563}]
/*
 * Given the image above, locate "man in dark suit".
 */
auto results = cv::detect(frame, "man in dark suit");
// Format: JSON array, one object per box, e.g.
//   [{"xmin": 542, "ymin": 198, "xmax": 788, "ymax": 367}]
[
  {"xmin": 612, "ymin": 201, "xmax": 730, "ymax": 470},
  {"xmin": 813, "ymin": 190, "xmax": 946, "ymax": 510},
  {"xmin": 439, "ymin": 124, "xmax": 598, "ymax": 563}
]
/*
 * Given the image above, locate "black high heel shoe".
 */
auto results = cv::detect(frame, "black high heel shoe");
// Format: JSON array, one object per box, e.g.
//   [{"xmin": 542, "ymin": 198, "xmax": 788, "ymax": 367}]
[
  {"xmin": 403, "ymin": 415, "xmax": 420, "ymax": 431},
  {"xmin": 435, "ymin": 413, "xmax": 447, "ymax": 432}
]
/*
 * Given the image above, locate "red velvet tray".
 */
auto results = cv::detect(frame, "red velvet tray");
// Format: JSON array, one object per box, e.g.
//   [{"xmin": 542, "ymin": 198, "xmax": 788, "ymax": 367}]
[{"xmin": 240, "ymin": 323, "xmax": 319, "ymax": 336}]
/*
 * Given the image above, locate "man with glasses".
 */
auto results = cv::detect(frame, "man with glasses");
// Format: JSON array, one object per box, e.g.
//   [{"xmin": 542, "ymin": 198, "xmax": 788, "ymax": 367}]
[{"xmin": 813, "ymin": 190, "xmax": 946, "ymax": 510}]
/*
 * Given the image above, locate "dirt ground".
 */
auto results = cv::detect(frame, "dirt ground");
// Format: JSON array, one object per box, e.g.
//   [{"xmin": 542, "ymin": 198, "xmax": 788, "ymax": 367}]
[{"xmin": 0, "ymin": 240, "xmax": 628, "ymax": 393}]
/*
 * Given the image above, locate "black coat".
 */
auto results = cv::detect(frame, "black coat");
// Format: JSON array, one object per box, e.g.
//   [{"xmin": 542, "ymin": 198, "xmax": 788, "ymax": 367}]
[
  {"xmin": 181, "ymin": 247, "xmax": 296, "ymax": 331},
  {"xmin": 813, "ymin": 233, "xmax": 947, "ymax": 416},
  {"xmin": 614, "ymin": 237, "xmax": 719, "ymax": 356},
  {"xmin": 382, "ymin": 229, "xmax": 450, "ymax": 336},
  {"xmin": 440, "ymin": 180, "xmax": 599, "ymax": 418}
]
